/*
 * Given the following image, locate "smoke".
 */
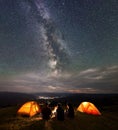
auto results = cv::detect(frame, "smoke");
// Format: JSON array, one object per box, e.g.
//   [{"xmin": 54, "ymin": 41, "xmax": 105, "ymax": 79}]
[{"xmin": 26, "ymin": 0, "xmax": 70, "ymax": 76}]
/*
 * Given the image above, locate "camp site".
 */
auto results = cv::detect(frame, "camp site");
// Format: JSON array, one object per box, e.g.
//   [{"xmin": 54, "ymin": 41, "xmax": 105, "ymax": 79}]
[
  {"xmin": 0, "ymin": 0, "xmax": 118, "ymax": 129},
  {"xmin": 0, "ymin": 92, "xmax": 118, "ymax": 130}
]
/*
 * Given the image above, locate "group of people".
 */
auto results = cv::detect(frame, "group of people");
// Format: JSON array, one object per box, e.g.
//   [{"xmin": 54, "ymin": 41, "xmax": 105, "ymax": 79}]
[
  {"xmin": 56, "ymin": 103, "xmax": 75, "ymax": 121},
  {"xmin": 41, "ymin": 102, "xmax": 75, "ymax": 121}
]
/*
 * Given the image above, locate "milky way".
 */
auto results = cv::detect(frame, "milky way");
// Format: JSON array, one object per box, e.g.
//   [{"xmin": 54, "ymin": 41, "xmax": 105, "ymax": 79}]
[{"xmin": 24, "ymin": 0, "xmax": 70, "ymax": 76}]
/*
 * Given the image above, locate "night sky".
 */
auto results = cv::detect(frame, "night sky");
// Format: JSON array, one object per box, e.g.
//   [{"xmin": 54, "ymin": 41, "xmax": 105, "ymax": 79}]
[{"xmin": 0, "ymin": 0, "xmax": 118, "ymax": 93}]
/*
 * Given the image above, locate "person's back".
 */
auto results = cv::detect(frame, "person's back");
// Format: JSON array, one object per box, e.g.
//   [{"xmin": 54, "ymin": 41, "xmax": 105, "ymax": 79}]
[
  {"xmin": 42, "ymin": 103, "xmax": 51, "ymax": 120},
  {"xmin": 56, "ymin": 104, "xmax": 64, "ymax": 121},
  {"xmin": 67, "ymin": 103, "xmax": 74, "ymax": 118}
]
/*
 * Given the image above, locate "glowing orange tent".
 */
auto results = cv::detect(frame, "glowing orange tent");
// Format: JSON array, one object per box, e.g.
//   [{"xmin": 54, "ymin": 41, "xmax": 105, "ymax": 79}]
[
  {"xmin": 17, "ymin": 101, "xmax": 41, "ymax": 117},
  {"xmin": 77, "ymin": 102, "xmax": 101, "ymax": 115}
]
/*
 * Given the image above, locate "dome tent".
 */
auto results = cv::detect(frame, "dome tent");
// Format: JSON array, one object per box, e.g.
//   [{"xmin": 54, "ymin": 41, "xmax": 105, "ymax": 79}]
[
  {"xmin": 77, "ymin": 101, "xmax": 101, "ymax": 115},
  {"xmin": 17, "ymin": 101, "xmax": 41, "ymax": 117}
]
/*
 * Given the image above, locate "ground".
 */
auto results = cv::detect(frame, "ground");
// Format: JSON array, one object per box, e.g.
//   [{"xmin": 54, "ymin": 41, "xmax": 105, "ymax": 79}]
[{"xmin": 0, "ymin": 105, "xmax": 118, "ymax": 130}]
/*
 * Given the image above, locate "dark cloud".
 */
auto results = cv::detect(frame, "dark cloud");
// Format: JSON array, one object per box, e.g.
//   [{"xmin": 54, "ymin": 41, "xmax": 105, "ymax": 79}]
[{"xmin": 0, "ymin": 65, "xmax": 118, "ymax": 93}]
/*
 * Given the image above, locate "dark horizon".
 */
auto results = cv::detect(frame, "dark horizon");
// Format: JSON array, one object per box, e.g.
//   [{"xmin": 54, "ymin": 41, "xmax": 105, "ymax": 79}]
[{"xmin": 0, "ymin": 91, "xmax": 118, "ymax": 108}]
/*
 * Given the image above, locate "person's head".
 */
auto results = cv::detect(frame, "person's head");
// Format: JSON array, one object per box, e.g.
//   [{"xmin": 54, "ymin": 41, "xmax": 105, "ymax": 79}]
[
  {"xmin": 44, "ymin": 102, "xmax": 48, "ymax": 107},
  {"xmin": 67, "ymin": 103, "xmax": 72, "ymax": 108},
  {"xmin": 57, "ymin": 103, "xmax": 61, "ymax": 107}
]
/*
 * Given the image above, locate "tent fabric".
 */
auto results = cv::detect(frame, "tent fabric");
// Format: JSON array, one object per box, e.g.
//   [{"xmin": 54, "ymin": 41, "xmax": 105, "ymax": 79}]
[
  {"xmin": 17, "ymin": 101, "xmax": 41, "ymax": 117},
  {"xmin": 77, "ymin": 102, "xmax": 101, "ymax": 115}
]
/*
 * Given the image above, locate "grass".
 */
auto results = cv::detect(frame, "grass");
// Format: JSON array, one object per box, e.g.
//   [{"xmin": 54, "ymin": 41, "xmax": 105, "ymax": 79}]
[
  {"xmin": 51, "ymin": 111, "xmax": 118, "ymax": 130},
  {"xmin": 0, "ymin": 105, "xmax": 118, "ymax": 130}
]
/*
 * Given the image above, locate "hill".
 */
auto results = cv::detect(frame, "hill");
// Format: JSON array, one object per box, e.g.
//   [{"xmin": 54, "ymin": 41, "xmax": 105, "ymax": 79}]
[
  {"xmin": 0, "ymin": 105, "xmax": 118, "ymax": 130},
  {"xmin": 0, "ymin": 92, "xmax": 35, "ymax": 107},
  {"xmin": 0, "ymin": 93, "xmax": 118, "ymax": 130}
]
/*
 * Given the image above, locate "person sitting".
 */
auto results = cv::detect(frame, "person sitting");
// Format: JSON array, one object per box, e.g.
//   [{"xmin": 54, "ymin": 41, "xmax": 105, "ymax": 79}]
[
  {"xmin": 41, "ymin": 103, "xmax": 51, "ymax": 121},
  {"xmin": 66, "ymin": 103, "xmax": 74, "ymax": 118},
  {"xmin": 56, "ymin": 103, "xmax": 64, "ymax": 121}
]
